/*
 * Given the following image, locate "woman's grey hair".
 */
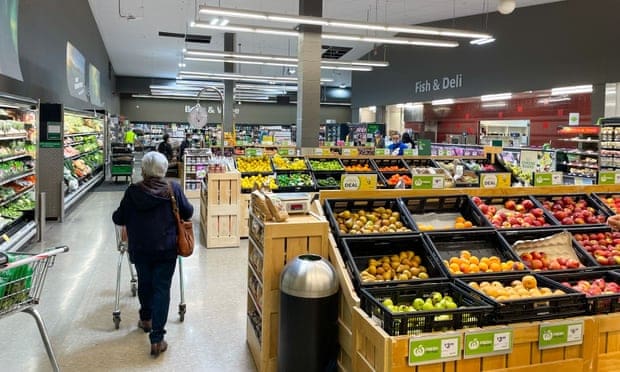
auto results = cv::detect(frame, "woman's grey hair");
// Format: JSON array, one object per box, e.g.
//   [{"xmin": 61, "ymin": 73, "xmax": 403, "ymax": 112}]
[{"xmin": 142, "ymin": 151, "xmax": 168, "ymax": 178}]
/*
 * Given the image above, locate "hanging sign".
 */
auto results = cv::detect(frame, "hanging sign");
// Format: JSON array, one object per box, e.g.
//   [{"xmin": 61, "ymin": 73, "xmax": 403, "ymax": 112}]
[
  {"xmin": 569, "ymin": 112, "xmax": 580, "ymax": 126},
  {"xmin": 464, "ymin": 328, "xmax": 513, "ymax": 358},
  {"xmin": 408, "ymin": 332, "xmax": 462, "ymax": 366},
  {"xmin": 533, "ymin": 172, "xmax": 563, "ymax": 186},
  {"xmin": 539, "ymin": 320, "xmax": 584, "ymax": 350}
]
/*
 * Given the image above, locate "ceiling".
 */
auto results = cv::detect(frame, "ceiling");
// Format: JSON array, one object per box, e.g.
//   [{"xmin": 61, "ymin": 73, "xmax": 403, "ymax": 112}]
[{"xmin": 88, "ymin": 0, "xmax": 565, "ymax": 89}]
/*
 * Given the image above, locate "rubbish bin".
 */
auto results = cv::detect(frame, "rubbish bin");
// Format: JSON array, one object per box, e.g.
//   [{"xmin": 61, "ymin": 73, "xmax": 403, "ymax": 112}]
[{"xmin": 278, "ymin": 254, "xmax": 339, "ymax": 372}]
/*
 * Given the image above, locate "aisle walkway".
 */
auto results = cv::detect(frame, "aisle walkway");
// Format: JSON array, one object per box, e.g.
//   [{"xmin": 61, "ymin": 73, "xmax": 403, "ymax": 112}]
[{"xmin": 1, "ymin": 185, "xmax": 256, "ymax": 371}]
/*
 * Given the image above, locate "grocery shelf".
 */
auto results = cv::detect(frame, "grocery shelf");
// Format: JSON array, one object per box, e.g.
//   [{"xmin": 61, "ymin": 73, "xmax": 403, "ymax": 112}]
[
  {"xmin": 0, "ymin": 153, "xmax": 30, "ymax": 162},
  {"xmin": 564, "ymin": 162, "xmax": 599, "ymax": 169},
  {"xmin": 64, "ymin": 148, "xmax": 102, "ymax": 160},
  {"xmin": 0, "ymin": 170, "xmax": 35, "ymax": 187},
  {"xmin": 0, "ymin": 134, "xmax": 28, "ymax": 141},
  {"xmin": 0, "ymin": 185, "xmax": 35, "ymax": 208},
  {"xmin": 557, "ymin": 138, "xmax": 600, "ymax": 143},
  {"xmin": 0, "ymin": 220, "xmax": 36, "ymax": 253},
  {"xmin": 64, "ymin": 171, "xmax": 104, "ymax": 211},
  {"xmin": 64, "ymin": 131, "xmax": 102, "ymax": 137}
]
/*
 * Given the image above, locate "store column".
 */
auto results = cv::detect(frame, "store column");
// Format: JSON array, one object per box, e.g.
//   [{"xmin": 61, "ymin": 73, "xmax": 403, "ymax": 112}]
[
  {"xmin": 592, "ymin": 83, "xmax": 605, "ymax": 123},
  {"xmin": 296, "ymin": 0, "xmax": 322, "ymax": 147},
  {"xmin": 223, "ymin": 33, "xmax": 235, "ymax": 135}
]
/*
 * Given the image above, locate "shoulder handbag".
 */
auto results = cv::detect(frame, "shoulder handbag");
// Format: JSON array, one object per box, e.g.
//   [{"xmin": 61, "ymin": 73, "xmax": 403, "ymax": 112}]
[{"xmin": 168, "ymin": 183, "xmax": 195, "ymax": 257}]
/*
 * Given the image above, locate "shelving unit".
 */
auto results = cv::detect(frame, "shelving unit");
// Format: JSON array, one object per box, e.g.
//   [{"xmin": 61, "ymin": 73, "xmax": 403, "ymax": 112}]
[
  {"xmin": 0, "ymin": 93, "xmax": 38, "ymax": 252},
  {"xmin": 39, "ymin": 105, "xmax": 104, "ymax": 220},
  {"xmin": 480, "ymin": 120, "xmax": 530, "ymax": 146},
  {"xmin": 600, "ymin": 118, "xmax": 620, "ymax": 170},
  {"xmin": 246, "ymin": 212, "xmax": 329, "ymax": 372},
  {"xmin": 183, "ymin": 150, "xmax": 209, "ymax": 199},
  {"xmin": 235, "ymin": 123, "xmax": 295, "ymax": 146},
  {"xmin": 555, "ymin": 125, "xmax": 600, "ymax": 183}
]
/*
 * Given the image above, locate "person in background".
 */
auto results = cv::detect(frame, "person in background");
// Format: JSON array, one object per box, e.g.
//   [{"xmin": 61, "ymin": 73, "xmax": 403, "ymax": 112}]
[
  {"xmin": 178, "ymin": 133, "xmax": 192, "ymax": 162},
  {"xmin": 401, "ymin": 132, "xmax": 414, "ymax": 149},
  {"xmin": 388, "ymin": 132, "xmax": 408, "ymax": 155},
  {"xmin": 374, "ymin": 131, "xmax": 385, "ymax": 148},
  {"xmin": 112, "ymin": 151, "xmax": 193, "ymax": 357},
  {"xmin": 609, "ymin": 215, "xmax": 620, "ymax": 230},
  {"xmin": 124, "ymin": 125, "xmax": 136, "ymax": 151},
  {"xmin": 157, "ymin": 133, "xmax": 173, "ymax": 161}
]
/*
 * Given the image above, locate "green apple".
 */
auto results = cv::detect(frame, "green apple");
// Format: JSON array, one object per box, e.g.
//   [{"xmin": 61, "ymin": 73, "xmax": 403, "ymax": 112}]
[
  {"xmin": 412, "ymin": 298, "xmax": 425, "ymax": 310},
  {"xmin": 431, "ymin": 292, "xmax": 443, "ymax": 304},
  {"xmin": 382, "ymin": 298, "xmax": 394, "ymax": 307},
  {"xmin": 445, "ymin": 301, "xmax": 457, "ymax": 309},
  {"xmin": 422, "ymin": 301, "xmax": 435, "ymax": 311}
]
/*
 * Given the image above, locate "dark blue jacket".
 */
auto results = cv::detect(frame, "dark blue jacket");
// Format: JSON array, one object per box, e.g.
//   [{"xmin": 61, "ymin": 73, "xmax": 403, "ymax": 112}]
[
  {"xmin": 388, "ymin": 142, "xmax": 408, "ymax": 155},
  {"xmin": 112, "ymin": 181, "xmax": 193, "ymax": 263}
]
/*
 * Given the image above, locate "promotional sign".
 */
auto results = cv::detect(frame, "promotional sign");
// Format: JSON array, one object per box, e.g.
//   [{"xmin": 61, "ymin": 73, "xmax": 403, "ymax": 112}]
[
  {"xmin": 245, "ymin": 148, "xmax": 263, "ymax": 156},
  {"xmin": 403, "ymin": 148, "xmax": 415, "ymax": 156},
  {"xmin": 261, "ymin": 135, "xmax": 273, "ymax": 145},
  {"xmin": 491, "ymin": 140, "xmax": 503, "ymax": 147},
  {"xmin": 480, "ymin": 173, "xmax": 511, "ymax": 188},
  {"xmin": 520, "ymin": 150, "xmax": 539, "ymax": 176},
  {"xmin": 464, "ymin": 328, "xmax": 513, "ymax": 358},
  {"xmin": 417, "ymin": 139, "xmax": 432, "ymax": 156},
  {"xmin": 408, "ymin": 332, "xmax": 462, "ymax": 366},
  {"xmin": 375, "ymin": 148, "xmax": 389, "ymax": 155},
  {"xmin": 340, "ymin": 174, "xmax": 377, "ymax": 191},
  {"xmin": 342, "ymin": 148, "xmax": 359, "ymax": 156},
  {"xmin": 314, "ymin": 148, "xmax": 331, "ymax": 155},
  {"xmin": 569, "ymin": 112, "xmax": 580, "ymax": 126},
  {"xmin": 277, "ymin": 148, "xmax": 296, "ymax": 156},
  {"xmin": 412, "ymin": 175, "xmax": 444, "ymax": 189},
  {"xmin": 533, "ymin": 172, "xmax": 563, "ymax": 186},
  {"xmin": 539, "ymin": 320, "xmax": 584, "ymax": 349},
  {"xmin": 598, "ymin": 171, "xmax": 620, "ymax": 185},
  {"xmin": 324, "ymin": 141, "xmax": 335, "ymax": 147}
]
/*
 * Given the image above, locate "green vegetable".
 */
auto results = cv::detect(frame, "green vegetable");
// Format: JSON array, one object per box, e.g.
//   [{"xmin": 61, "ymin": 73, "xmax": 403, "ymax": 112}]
[
  {"xmin": 309, "ymin": 160, "xmax": 344, "ymax": 171},
  {"xmin": 276, "ymin": 173, "xmax": 314, "ymax": 187}
]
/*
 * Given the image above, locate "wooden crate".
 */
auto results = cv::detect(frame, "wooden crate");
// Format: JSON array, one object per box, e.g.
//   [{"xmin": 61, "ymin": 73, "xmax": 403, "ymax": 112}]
[
  {"xmin": 200, "ymin": 172, "xmax": 241, "ymax": 248},
  {"xmin": 594, "ymin": 312, "xmax": 620, "ymax": 372},
  {"xmin": 240, "ymin": 193, "xmax": 250, "ymax": 238},
  {"xmin": 352, "ymin": 308, "xmax": 598, "ymax": 372},
  {"xmin": 246, "ymin": 212, "xmax": 329, "ymax": 372}
]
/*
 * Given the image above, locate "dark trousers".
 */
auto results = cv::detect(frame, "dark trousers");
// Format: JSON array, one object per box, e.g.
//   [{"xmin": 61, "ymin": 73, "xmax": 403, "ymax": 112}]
[{"xmin": 135, "ymin": 259, "xmax": 177, "ymax": 344}]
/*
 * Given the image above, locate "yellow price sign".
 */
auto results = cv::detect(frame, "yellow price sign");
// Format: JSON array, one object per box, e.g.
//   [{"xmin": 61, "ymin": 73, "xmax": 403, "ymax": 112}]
[
  {"xmin": 480, "ymin": 173, "xmax": 511, "ymax": 188},
  {"xmin": 340, "ymin": 174, "xmax": 377, "ymax": 190},
  {"xmin": 341, "ymin": 148, "xmax": 359, "ymax": 156}
]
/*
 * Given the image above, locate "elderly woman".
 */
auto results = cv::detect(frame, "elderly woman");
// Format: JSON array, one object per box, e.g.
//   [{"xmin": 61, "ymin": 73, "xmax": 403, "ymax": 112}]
[{"xmin": 112, "ymin": 151, "xmax": 193, "ymax": 356}]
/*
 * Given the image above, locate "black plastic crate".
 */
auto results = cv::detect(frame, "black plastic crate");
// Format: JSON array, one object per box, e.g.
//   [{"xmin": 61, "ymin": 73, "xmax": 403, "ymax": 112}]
[
  {"xmin": 564, "ymin": 227, "xmax": 620, "ymax": 268},
  {"xmin": 542, "ymin": 268, "xmax": 620, "ymax": 314},
  {"xmin": 360, "ymin": 281, "xmax": 494, "ymax": 335},
  {"xmin": 400, "ymin": 195, "xmax": 491, "ymax": 232},
  {"xmin": 341, "ymin": 158, "xmax": 376, "ymax": 173},
  {"xmin": 270, "ymin": 156, "xmax": 309, "ymax": 171},
  {"xmin": 403, "ymin": 158, "xmax": 434, "ymax": 168},
  {"xmin": 456, "ymin": 273, "xmax": 587, "ymax": 324},
  {"xmin": 424, "ymin": 230, "xmax": 527, "ymax": 278},
  {"xmin": 234, "ymin": 156, "xmax": 274, "ymax": 176},
  {"xmin": 471, "ymin": 195, "xmax": 557, "ymax": 230},
  {"xmin": 370, "ymin": 158, "xmax": 409, "ymax": 174},
  {"xmin": 274, "ymin": 172, "xmax": 315, "ymax": 192},
  {"xmin": 432, "ymin": 159, "xmax": 480, "ymax": 187},
  {"xmin": 533, "ymin": 193, "xmax": 611, "ymax": 226},
  {"xmin": 591, "ymin": 193, "xmax": 620, "ymax": 215},
  {"xmin": 340, "ymin": 234, "xmax": 446, "ymax": 289},
  {"xmin": 501, "ymin": 229, "xmax": 599, "ymax": 274},
  {"xmin": 240, "ymin": 174, "xmax": 277, "ymax": 194},
  {"xmin": 312, "ymin": 172, "xmax": 342, "ymax": 190},
  {"xmin": 307, "ymin": 158, "xmax": 345, "ymax": 173},
  {"xmin": 324, "ymin": 198, "xmax": 416, "ymax": 239}
]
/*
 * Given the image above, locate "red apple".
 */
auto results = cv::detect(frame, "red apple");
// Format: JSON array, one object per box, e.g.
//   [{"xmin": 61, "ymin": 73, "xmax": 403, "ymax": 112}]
[
  {"xmin": 504, "ymin": 200, "xmax": 516, "ymax": 210},
  {"xmin": 522, "ymin": 200, "xmax": 534, "ymax": 210},
  {"xmin": 472, "ymin": 196, "xmax": 482, "ymax": 206}
]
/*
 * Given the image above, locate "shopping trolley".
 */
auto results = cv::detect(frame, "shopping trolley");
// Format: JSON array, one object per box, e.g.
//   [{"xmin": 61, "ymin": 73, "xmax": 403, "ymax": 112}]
[
  {"xmin": 0, "ymin": 246, "xmax": 69, "ymax": 372},
  {"xmin": 113, "ymin": 225, "xmax": 186, "ymax": 330}
]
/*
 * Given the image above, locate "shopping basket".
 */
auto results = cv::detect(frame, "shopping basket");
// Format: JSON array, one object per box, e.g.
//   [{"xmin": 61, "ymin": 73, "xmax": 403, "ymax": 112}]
[
  {"xmin": 113, "ymin": 225, "xmax": 186, "ymax": 330},
  {"xmin": 0, "ymin": 246, "xmax": 69, "ymax": 372}
]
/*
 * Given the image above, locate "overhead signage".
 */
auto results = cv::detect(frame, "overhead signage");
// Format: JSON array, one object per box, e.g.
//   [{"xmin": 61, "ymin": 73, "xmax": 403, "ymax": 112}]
[
  {"xmin": 539, "ymin": 320, "xmax": 584, "ymax": 349},
  {"xmin": 408, "ymin": 332, "xmax": 462, "ymax": 366},
  {"xmin": 480, "ymin": 173, "xmax": 511, "ymax": 188},
  {"xmin": 464, "ymin": 328, "xmax": 513, "ymax": 358},
  {"xmin": 340, "ymin": 174, "xmax": 377, "ymax": 191},
  {"xmin": 533, "ymin": 172, "xmax": 563, "ymax": 186},
  {"xmin": 414, "ymin": 73, "xmax": 463, "ymax": 94}
]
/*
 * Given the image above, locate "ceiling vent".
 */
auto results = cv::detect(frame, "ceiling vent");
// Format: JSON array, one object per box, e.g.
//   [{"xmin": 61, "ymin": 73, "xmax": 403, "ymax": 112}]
[
  {"xmin": 321, "ymin": 45, "xmax": 352, "ymax": 59},
  {"xmin": 158, "ymin": 32, "xmax": 212, "ymax": 44}
]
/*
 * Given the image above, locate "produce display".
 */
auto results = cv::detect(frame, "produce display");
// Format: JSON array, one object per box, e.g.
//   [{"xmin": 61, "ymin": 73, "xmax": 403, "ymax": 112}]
[
  {"xmin": 539, "ymin": 196, "xmax": 607, "ymax": 225},
  {"xmin": 0, "ymin": 120, "xmax": 27, "ymax": 136},
  {"xmin": 381, "ymin": 291, "xmax": 458, "ymax": 313},
  {"xmin": 561, "ymin": 278, "xmax": 620, "ymax": 297},
  {"xmin": 64, "ymin": 114, "xmax": 103, "ymax": 134},
  {"xmin": 71, "ymin": 159, "xmax": 92, "ymax": 178},
  {"xmin": 573, "ymin": 231, "xmax": 620, "ymax": 265},
  {"xmin": 0, "ymin": 204, "xmax": 24, "ymax": 219},
  {"xmin": 443, "ymin": 250, "xmax": 525, "ymax": 274},
  {"xmin": 241, "ymin": 174, "xmax": 278, "ymax": 190},
  {"xmin": 0, "ymin": 140, "xmax": 26, "ymax": 158},
  {"xmin": 334, "ymin": 207, "xmax": 412, "ymax": 235},
  {"xmin": 519, "ymin": 251, "xmax": 583, "ymax": 270},
  {"xmin": 359, "ymin": 251, "xmax": 430, "ymax": 283},
  {"xmin": 315, "ymin": 176, "xmax": 339, "ymax": 188},
  {"xmin": 472, "ymin": 196, "xmax": 551, "ymax": 229},
  {"xmin": 309, "ymin": 159, "xmax": 344, "ymax": 171},
  {"xmin": 82, "ymin": 151, "xmax": 104, "ymax": 170},
  {"xmin": 63, "ymin": 146, "xmax": 80, "ymax": 158},
  {"xmin": 417, "ymin": 216, "xmax": 475, "ymax": 231},
  {"xmin": 344, "ymin": 163, "xmax": 372, "ymax": 172},
  {"xmin": 236, "ymin": 156, "xmax": 273, "ymax": 173},
  {"xmin": 0, "ymin": 160, "xmax": 28, "ymax": 180},
  {"xmin": 503, "ymin": 162, "xmax": 532, "ymax": 186},
  {"xmin": 468, "ymin": 275, "xmax": 565, "ymax": 301},
  {"xmin": 599, "ymin": 196, "xmax": 620, "ymax": 213},
  {"xmin": 466, "ymin": 161, "xmax": 500, "ymax": 172},
  {"xmin": 386, "ymin": 174, "xmax": 411, "ymax": 187},
  {"xmin": 0, "ymin": 186, "xmax": 15, "ymax": 201},
  {"xmin": 377, "ymin": 165, "xmax": 409, "ymax": 172},
  {"xmin": 271, "ymin": 155, "xmax": 307, "ymax": 170},
  {"xmin": 275, "ymin": 173, "xmax": 314, "ymax": 189}
]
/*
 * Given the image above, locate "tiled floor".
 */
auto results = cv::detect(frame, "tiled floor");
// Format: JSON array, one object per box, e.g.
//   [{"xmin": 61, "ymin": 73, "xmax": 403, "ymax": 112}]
[{"xmin": 0, "ymin": 183, "xmax": 257, "ymax": 371}]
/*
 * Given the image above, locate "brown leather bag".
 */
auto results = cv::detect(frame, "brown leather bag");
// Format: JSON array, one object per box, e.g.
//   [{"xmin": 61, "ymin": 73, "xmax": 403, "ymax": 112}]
[{"xmin": 168, "ymin": 183, "xmax": 194, "ymax": 257}]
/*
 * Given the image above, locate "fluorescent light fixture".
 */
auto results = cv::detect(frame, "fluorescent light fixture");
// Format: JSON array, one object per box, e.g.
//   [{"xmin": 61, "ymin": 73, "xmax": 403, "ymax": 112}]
[
  {"xmin": 368, "ymin": 106, "xmax": 376, "ymax": 112},
  {"xmin": 178, "ymin": 63, "xmax": 186, "ymax": 67},
  {"xmin": 481, "ymin": 92, "xmax": 512, "ymax": 101},
  {"xmin": 321, "ymin": 65, "xmax": 372, "ymax": 71},
  {"xmin": 339, "ymin": 84, "xmax": 347, "ymax": 89},
  {"xmin": 192, "ymin": 21, "xmax": 299, "ymax": 37},
  {"xmin": 209, "ymin": 18, "xmax": 219, "ymax": 25},
  {"xmin": 179, "ymin": 70, "xmax": 333, "ymax": 83},
  {"xmin": 219, "ymin": 19, "xmax": 229, "ymax": 26},
  {"xmin": 551, "ymin": 84, "xmax": 593, "ymax": 96},
  {"xmin": 470, "ymin": 38, "xmax": 495, "ymax": 45},
  {"xmin": 538, "ymin": 97, "xmax": 572, "ymax": 104},
  {"xmin": 198, "ymin": 5, "xmax": 492, "ymax": 40},
  {"xmin": 184, "ymin": 56, "xmax": 372, "ymax": 71},
  {"xmin": 481, "ymin": 102, "xmax": 507, "ymax": 108},
  {"xmin": 431, "ymin": 98, "xmax": 455, "ymax": 105}
]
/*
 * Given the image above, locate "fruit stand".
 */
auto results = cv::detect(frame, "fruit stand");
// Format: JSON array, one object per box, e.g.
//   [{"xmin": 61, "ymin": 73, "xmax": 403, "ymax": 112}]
[{"xmin": 311, "ymin": 185, "xmax": 620, "ymax": 372}]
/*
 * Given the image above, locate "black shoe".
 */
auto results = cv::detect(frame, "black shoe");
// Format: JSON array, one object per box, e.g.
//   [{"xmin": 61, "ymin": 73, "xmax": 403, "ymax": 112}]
[
  {"xmin": 138, "ymin": 320, "xmax": 152, "ymax": 333},
  {"xmin": 150, "ymin": 340, "xmax": 168, "ymax": 357}
]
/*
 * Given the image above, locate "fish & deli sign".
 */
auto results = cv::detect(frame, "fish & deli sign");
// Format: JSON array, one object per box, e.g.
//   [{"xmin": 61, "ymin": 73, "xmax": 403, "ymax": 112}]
[{"xmin": 415, "ymin": 74, "xmax": 463, "ymax": 94}]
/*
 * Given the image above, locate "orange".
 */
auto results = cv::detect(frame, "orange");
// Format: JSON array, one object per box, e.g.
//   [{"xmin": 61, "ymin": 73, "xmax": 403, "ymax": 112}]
[
  {"xmin": 449, "ymin": 263, "xmax": 460, "ymax": 273},
  {"xmin": 469, "ymin": 256, "xmax": 480, "ymax": 265},
  {"xmin": 449, "ymin": 257, "xmax": 460, "ymax": 265},
  {"xmin": 480, "ymin": 257, "xmax": 490, "ymax": 265},
  {"xmin": 489, "ymin": 262, "xmax": 501, "ymax": 272},
  {"xmin": 455, "ymin": 216, "xmax": 465, "ymax": 223},
  {"xmin": 478, "ymin": 262, "xmax": 488, "ymax": 271},
  {"xmin": 522, "ymin": 275, "xmax": 537, "ymax": 290},
  {"xmin": 455, "ymin": 222, "xmax": 465, "ymax": 229},
  {"xmin": 460, "ymin": 250, "xmax": 472, "ymax": 259},
  {"xmin": 459, "ymin": 263, "xmax": 470, "ymax": 273},
  {"xmin": 463, "ymin": 221, "xmax": 473, "ymax": 228},
  {"xmin": 469, "ymin": 263, "xmax": 480, "ymax": 273}
]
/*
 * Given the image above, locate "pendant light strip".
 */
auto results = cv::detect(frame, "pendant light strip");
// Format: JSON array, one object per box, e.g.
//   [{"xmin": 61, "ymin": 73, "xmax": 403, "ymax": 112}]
[{"xmin": 184, "ymin": 56, "xmax": 372, "ymax": 71}]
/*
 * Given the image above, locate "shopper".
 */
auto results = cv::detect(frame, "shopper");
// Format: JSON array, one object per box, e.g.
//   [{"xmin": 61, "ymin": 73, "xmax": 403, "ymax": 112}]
[
  {"xmin": 157, "ymin": 133, "xmax": 174, "ymax": 161},
  {"xmin": 388, "ymin": 132, "xmax": 408, "ymax": 155},
  {"xmin": 609, "ymin": 214, "xmax": 620, "ymax": 230},
  {"xmin": 374, "ymin": 131, "xmax": 385, "ymax": 148},
  {"xmin": 178, "ymin": 133, "xmax": 192, "ymax": 162},
  {"xmin": 401, "ymin": 132, "xmax": 414, "ymax": 149},
  {"xmin": 124, "ymin": 125, "xmax": 136, "ymax": 151},
  {"xmin": 112, "ymin": 151, "xmax": 194, "ymax": 357}
]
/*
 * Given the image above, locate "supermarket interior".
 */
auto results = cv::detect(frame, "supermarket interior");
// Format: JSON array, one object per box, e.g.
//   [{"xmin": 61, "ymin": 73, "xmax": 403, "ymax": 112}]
[{"xmin": 3, "ymin": 0, "xmax": 620, "ymax": 371}]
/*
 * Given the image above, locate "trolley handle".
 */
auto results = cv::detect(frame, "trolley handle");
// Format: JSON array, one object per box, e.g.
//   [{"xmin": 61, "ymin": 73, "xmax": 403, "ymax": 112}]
[{"xmin": 0, "ymin": 246, "xmax": 69, "ymax": 272}]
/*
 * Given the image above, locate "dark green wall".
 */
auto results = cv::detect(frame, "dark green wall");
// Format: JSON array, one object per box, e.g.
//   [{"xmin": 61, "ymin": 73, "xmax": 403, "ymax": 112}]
[{"xmin": 0, "ymin": 0, "xmax": 118, "ymax": 113}]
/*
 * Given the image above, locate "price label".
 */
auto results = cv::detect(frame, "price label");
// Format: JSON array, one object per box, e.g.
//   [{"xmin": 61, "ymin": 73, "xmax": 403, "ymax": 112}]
[
  {"xmin": 340, "ymin": 174, "xmax": 377, "ymax": 191},
  {"xmin": 314, "ymin": 148, "xmax": 330, "ymax": 155},
  {"xmin": 324, "ymin": 141, "xmax": 335, "ymax": 147},
  {"xmin": 277, "ymin": 148, "xmax": 296, "ymax": 156},
  {"xmin": 345, "ymin": 141, "xmax": 355, "ymax": 147},
  {"xmin": 417, "ymin": 139, "xmax": 432, "ymax": 156},
  {"xmin": 484, "ymin": 146, "xmax": 503, "ymax": 154},
  {"xmin": 342, "ymin": 148, "xmax": 359, "ymax": 156},
  {"xmin": 412, "ymin": 175, "xmax": 444, "ymax": 189},
  {"xmin": 464, "ymin": 328, "xmax": 513, "ymax": 358},
  {"xmin": 408, "ymin": 332, "xmax": 462, "ymax": 366},
  {"xmin": 598, "ymin": 171, "xmax": 620, "ymax": 185},
  {"xmin": 246, "ymin": 148, "xmax": 263, "ymax": 157},
  {"xmin": 534, "ymin": 172, "xmax": 563, "ymax": 186},
  {"xmin": 455, "ymin": 165, "xmax": 464, "ymax": 179},
  {"xmin": 403, "ymin": 148, "xmax": 415, "ymax": 156},
  {"xmin": 375, "ymin": 148, "xmax": 389, "ymax": 155},
  {"xmin": 480, "ymin": 173, "xmax": 511, "ymax": 188},
  {"xmin": 539, "ymin": 320, "xmax": 584, "ymax": 349}
]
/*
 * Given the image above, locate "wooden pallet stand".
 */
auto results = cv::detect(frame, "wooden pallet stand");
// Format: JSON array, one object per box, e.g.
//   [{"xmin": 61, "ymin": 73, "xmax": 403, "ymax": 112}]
[
  {"xmin": 246, "ymin": 211, "xmax": 329, "ymax": 372},
  {"xmin": 240, "ymin": 193, "xmax": 250, "ymax": 238},
  {"xmin": 200, "ymin": 172, "xmax": 241, "ymax": 248}
]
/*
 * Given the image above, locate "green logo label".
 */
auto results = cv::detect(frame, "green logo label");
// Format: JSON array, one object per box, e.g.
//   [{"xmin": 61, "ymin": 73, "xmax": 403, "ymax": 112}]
[
  {"xmin": 412, "ymin": 175, "xmax": 444, "ymax": 189},
  {"xmin": 599, "ymin": 171, "xmax": 620, "ymax": 185},
  {"xmin": 408, "ymin": 333, "xmax": 462, "ymax": 366},
  {"xmin": 464, "ymin": 329, "xmax": 513, "ymax": 358},
  {"xmin": 539, "ymin": 320, "xmax": 583, "ymax": 349}
]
